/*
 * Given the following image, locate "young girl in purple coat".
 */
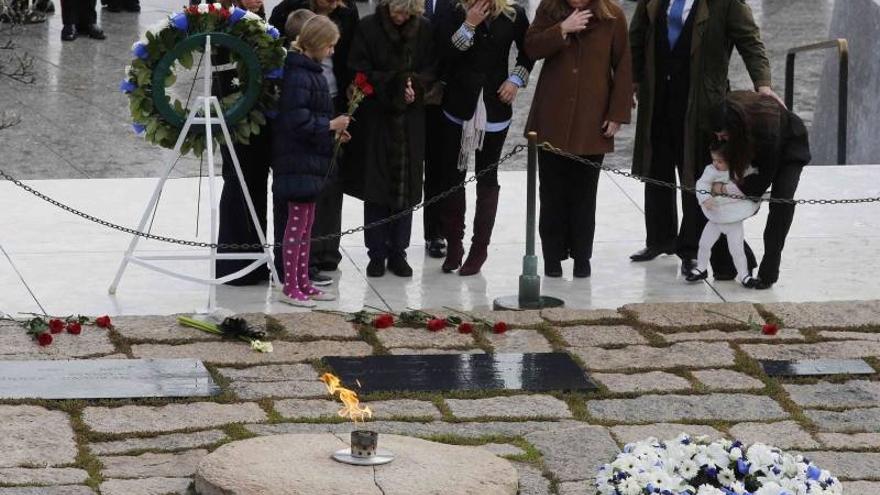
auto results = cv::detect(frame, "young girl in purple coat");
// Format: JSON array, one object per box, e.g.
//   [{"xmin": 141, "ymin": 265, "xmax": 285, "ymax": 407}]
[{"xmin": 273, "ymin": 15, "xmax": 351, "ymax": 307}]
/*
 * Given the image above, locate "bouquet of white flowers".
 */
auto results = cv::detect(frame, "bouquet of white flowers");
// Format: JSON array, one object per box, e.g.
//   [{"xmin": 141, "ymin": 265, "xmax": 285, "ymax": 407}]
[{"xmin": 596, "ymin": 434, "xmax": 840, "ymax": 495}]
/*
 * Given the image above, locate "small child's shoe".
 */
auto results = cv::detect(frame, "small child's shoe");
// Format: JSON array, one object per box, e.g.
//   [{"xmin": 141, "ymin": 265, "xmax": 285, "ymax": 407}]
[
  {"xmin": 310, "ymin": 291, "xmax": 337, "ymax": 302},
  {"xmin": 740, "ymin": 275, "xmax": 759, "ymax": 289},
  {"xmin": 278, "ymin": 291, "xmax": 316, "ymax": 308},
  {"xmin": 685, "ymin": 269, "xmax": 708, "ymax": 282}
]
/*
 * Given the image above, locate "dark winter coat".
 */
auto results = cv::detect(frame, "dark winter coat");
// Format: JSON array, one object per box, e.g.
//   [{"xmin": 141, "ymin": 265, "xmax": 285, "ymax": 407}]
[
  {"xmin": 434, "ymin": 4, "xmax": 533, "ymax": 123},
  {"xmin": 272, "ymin": 51, "xmax": 336, "ymax": 203},
  {"xmin": 342, "ymin": 6, "xmax": 437, "ymax": 209}
]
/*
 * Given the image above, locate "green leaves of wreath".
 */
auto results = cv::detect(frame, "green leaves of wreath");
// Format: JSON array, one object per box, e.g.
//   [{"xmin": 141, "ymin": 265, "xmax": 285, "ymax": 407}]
[{"xmin": 121, "ymin": 4, "xmax": 285, "ymax": 157}]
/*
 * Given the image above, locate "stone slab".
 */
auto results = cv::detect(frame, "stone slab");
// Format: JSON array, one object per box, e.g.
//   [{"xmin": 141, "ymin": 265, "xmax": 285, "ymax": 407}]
[
  {"xmin": 610, "ymin": 424, "xmax": 725, "ymax": 446},
  {"xmin": 89, "ymin": 430, "xmax": 227, "ymax": 456},
  {"xmin": 728, "ymin": 421, "xmax": 819, "ymax": 449},
  {"xmin": 0, "ymin": 405, "xmax": 77, "ymax": 467},
  {"xmin": 819, "ymin": 331, "xmax": 880, "ymax": 342},
  {"xmin": 844, "ymin": 481, "xmax": 880, "ymax": 495},
  {"xmin": 323, "ymin": 353, "xmax": 597, "ymax": 393},
  {"xmin": 376, "ymin": 327, "xmax": 476, "ymax": 349},
  {"xmin": 112, "ymin": 315, "xmax": 218, "ymax": 342},
  {"xmin": 514, "ymin": 463, "xmax": 551, "ymax": 495},
  {"xmin": 269, "ymin": 312, "xmax": 358, "ymax": 339},
  {"xmin": 0, "ymin": 468, "xmax": 88, "ymax": 485},
  {"xmin": 691, "ymin": 370, "xmax": 765, "ymax": 391},
  {"xmin": 194, "ymin": 433, "xmax": 519, "ymax": 495},
  {"xmin": 622, "ymin": 302, "xmax": 762, "ymax": 328},
  {"xmin": 796, "ymin": 451, "xmax": 880, "ymax": 480},
  {"xmin": 131, "ymin": 341, "xmax": 372, "ymax": 365},
  {"xmin": 764, "ymin": 301, "xmax": 880, "ymax": 329},
  {"xmin": 0, "ymin": 359, "xmax": 219, "ymax": 399},
  {"xmin": 572, "ymin": 342, "xmax": 735, "ymax": 370},
  {"xmin": 760, "ymin": 358, "xmax": 876, "ymax": 377},
  {"xmin": 540, "ymin": 308, "xmax": 622, "ymax": 324},
  {"xmin": 470, "ymin": 310, "xmax": 545, "ymax": 327},
  {"xmin": 661, "ymin": 329, "xmax": 803, "ymax": 342},
  {"xmin": 446, "ymin": 395, "xmax": 572, "ymax": 420},
  {"xmin": 557, "ymin": 482, "xmax": 592, "ymax": 495},
  {"xmin": 743, "ymin": 342, "xmax": 880, "ymax": 361},
  {"xmin": 83, "ymin": 402, "xmax": 267, "ymax": 434},
  {"xmin": 99, "ymin": 450, "xmax": 207, "ymax": 478},
  {"xmin": 0, "ymin": 488, "xmax": 95, "ymax": 495},
  {"xmin": 487, "ymin": 330, "xmax": 553, "ymax": 353},
  {"xmin": 389, "ymin": 348, "xmax": 485, "ymax": 355},
  {"xmin": 525, "ymin": 426, "xmax": 619, "ymax": 482},
  {"xmin": 0, "ymin": 329, "xmax": 116, "ymax": 360},
  {"xmin": 217, "ymin": 364, "xmax": 328, "ymax": 399},
  {"xmin": 784, "ymin": 380, "xmax": 880, "ymax": 408},
  {"xmin": 245, "ymin": 420, "xmax": 582, "ymax": 440},
  {"xmin": 587, "ymin": 394, "xmax": 788, "ymax": 423},
  {"xmin": 100, "ymin": 477, "xmax": 193, "ymax": 495},
  {"xmin": 818, "ymin": 433, "xmax": 880, "ymax": 449},
  {"xmin": 485, "ymin": 443, "xmax": 527, "ymax": 457},
  {"xmin": 806, "ymin": 408, "xmax": 880, "ymax": 433},
  {"xmin": 557, "ymin": 326, "xmax": 647, "ymax": 347},
  {"xmin": 593, "ymin": 372, "xmax": 691, "ymax": 393},
  {"xmin": 230, "ymin": 381, "xmax": 329, "ymax": 399}
]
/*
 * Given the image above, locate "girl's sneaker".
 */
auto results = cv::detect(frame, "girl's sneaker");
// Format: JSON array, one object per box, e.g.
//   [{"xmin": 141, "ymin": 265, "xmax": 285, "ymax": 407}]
[
  {"xmin": 685, "ymin": 268, "xmax": 708, "ymax": 282},
  {"xmin": 740, "ymin": 275, "xmax": 759, "ymax": 289},
  {"xmin": 301, "ymin": 285, "xmax": 336, "ymax": 301},
  {"xmin": 278, "ymin": 290, "xmax": 316, "ymax": 308}
]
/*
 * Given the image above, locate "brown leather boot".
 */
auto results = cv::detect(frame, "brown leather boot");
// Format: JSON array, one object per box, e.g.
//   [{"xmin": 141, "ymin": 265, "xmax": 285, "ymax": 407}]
[
  {"xmin": 459, "ymin": 184, "xmax": 499, "ymax": 276},
  {"xmin": 441, "ymin": 189, "xmax": 466, "ymax": 273}
]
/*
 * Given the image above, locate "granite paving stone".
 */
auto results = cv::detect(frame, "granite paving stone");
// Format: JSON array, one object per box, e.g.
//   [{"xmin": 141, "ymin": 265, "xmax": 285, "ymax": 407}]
[
  {"xmin": 785, "ymin": 380, "xmax": 880, "ymax": 408},
  {"xmin": 229, "ymin": 381, "xmax": 329, "ymax": 399},
  {"xmin": 764, "ymin": 301, "xmax": 880, "ymax": 329},
  {"xmin": 540, "ymin": 308, "xmax": 622, "ymax": 324},
  {"xmin": 273, "ymin": 399, "xmax": 340, "ymax": 420},
  {"xmin": 817, "ymin": 433, "xmax": 880, "ymax": 449},
  {"xmin": 805, "ymin": 408, "xmax": 880, "ymax": 433},
  {"xmin": 588, "ymin": 394, "xmax": 788, "ymax": 423},
  {"xmin": 83, "ymin": 402, "xmax": 267, "ymax": 434},
  {"xmin": 610, "ymin": 424, "xmax": 725, "ymax": 446},
  {"xmin": 525, "ymin": 426, "xmax": 619, "ymax": 482},
  {"xmin": 557, "ymin": 326, "xmax": 647, "ymax": 347},
  {"xmin": 740, "ymin": 341, "xmax": 880, "ymax": 361},
  {"xmin": 269, "ymin": 312, "xmax": 359, "ymax": 339},
  {"xmin": 572, "ymin": 342, "xmax": 735, "ymax": 370},
  {"xmin": 692, "ymin": 370, "xmax": 765, "ymax": 391},
  {"xmin": 661, "ymin": 328, "xmax": 803, "ymax": 342},
  {"xmin": 364, "ymin": 399, "xmax": 442, "ymax": 419},
  {"xmin": 819, "ymin": 331, "xmax": 880, "ymax": 342},
  {"xmin": 89, "ymin": 430, "xmax": 227, "ymax": 455},
  {"xmin": 843, "ymin": 481, "xmax": 880, "ymax": 495},
  {"xmin": 446, "ymin": 395, "xmax": 572, "ymax": 419},
  {"xmin": 486, "ymin": 329, "xmax": 553, "ymax": 353},
  {"xmin": 484, "ymin": 443, "xmax": 527, "ymax": 457},
  {"xmin": 795, "ymin": 451, "xmax": 880, "ymax": 480},
  {"xmin": 99, "ymin": 478, "xmax": 192, "ymax": 495},
  {"xmin": 376, "ymin": 327, "xmax": 475, "ymax": 349},
  {"xmin": 130, "ymin": 340, "xmax": 372, "ymax": 364},
  {"xmin": 593, "ymin": 372, "xmax": 691, "ymax": 393},
  {"xmin": 0, "ymin": 406, "xmax": 78, "ymax": 467},
  {"xmin": 389, "ymin": 348, "xmax": 485, "ymax": 355},
  {"xmin": 0, "ymin": 488, "xmax": 95, "ymax": 495},
  {"xmin": 111, "ymin": 315, "xmax": 218, "ymax": 342},
  {"xmin": 622, "ymin": 302, "xmax": 762, "ymax": 328},
  {"xmin": 728, "ymin": 421, "xmax": 819, "ymax": 449},
  {"xmin": 245, "ymin": 419, "xmax": 583, "ymax": 439},
  {"xmin": 470, "ymin": 310, "xmax": 545, "ymax": 327},
  {"xmin": 0, "ymin": 468, "xmax": 88, "ymax": 486},
  {"xmin": 217, "ymin": 364, "xmax": 318, "ymax": 381},
  {"xmin": 514, "ymin": 463, "xmax": 551, "ymax": 495},
  {"xmin": 557, "ymin": 481, "xmax": 593, "ymax": 495},
  {"xmin": 0, "ymin": 330, "xmax": 116, "ymax": 360},
  {"xmin": 99, "ymin": 450, "xmax": 207, "ymax": 479}
]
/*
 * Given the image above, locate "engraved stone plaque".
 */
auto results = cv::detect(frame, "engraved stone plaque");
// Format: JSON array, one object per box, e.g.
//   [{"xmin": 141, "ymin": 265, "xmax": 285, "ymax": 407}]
[
  {"xmin": 0, "ymin": 359, "xmax": 220, "ymax": 399},
  {"xmin": 760, "ymin": 358, "xmax": 876, "ymax": 377}
]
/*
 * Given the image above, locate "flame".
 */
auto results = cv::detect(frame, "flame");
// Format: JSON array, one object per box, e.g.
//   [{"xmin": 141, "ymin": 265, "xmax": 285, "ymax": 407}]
[{"xmin": 320, "ymin": 373, "xmax": 372, "ymax": 424}]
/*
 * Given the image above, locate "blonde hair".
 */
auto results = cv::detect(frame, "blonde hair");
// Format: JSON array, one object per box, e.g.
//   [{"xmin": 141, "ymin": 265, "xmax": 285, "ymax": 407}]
[
  {"xmin": 292, "ymin": 14, "xmax": 340, "ymax": 54},
  {"xmin": 285, "ymin": 8, "xmax": 317, "ymax": 42},
  {"xmin": 382, "ymin": 0, "xmax": 425, "ymax": 16}
]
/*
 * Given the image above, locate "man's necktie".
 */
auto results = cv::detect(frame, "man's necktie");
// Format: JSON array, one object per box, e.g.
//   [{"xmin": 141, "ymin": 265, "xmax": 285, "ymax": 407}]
[
  {"xmin": 668, "ymin": 0, "xmax": 686, "ymax": 48},
  {"xmin": 424, "ymin": 0, "xmax": 434, "ymax": 18}
]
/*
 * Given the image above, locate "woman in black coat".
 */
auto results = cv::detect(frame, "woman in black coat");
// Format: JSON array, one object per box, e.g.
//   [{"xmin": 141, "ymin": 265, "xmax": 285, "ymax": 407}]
[
  {"xmin": 709, "ymin": 90, "xmax": 811, "ymax": 289},
  {"xmin": 344, "ymin": 0, "xmax": 437, "ymax": 278},
  {"xmin": 432, "ymin": 0, "xmax": 532, "ymax": 276}
]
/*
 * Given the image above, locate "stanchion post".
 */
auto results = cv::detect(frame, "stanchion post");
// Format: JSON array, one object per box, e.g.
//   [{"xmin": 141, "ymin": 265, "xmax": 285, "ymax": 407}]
[{"xmin": 493, "ymin": 133, "xmax": 564, "ymax": 310}]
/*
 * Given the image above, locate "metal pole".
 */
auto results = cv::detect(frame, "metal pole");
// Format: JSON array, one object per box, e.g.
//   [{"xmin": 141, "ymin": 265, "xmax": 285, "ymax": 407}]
[
  {"xmin": 837, "ymin": 39, "xmax": 848, "ymax": 165},
  {"xmin": 784, "ymin": 52, "xmax": 795, "ymax": 111}
]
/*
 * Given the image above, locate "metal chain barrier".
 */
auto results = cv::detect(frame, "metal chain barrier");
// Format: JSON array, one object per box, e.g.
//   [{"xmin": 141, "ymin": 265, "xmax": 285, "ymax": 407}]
[
  {"xmin": 538, "ymin": 142, "xmax": 880, "ymax": 206},
  {"xmin": 0, "ymin": 144, "xmax": 526, "ymax": 250}
]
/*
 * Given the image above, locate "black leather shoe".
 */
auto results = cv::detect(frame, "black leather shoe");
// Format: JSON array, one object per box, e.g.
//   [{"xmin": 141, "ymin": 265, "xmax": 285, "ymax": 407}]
[
  {"xmin": 308, "ymin": 267, "xmax": 333, "ymax": 287},
  {"xmin": 630, "ymin": 246, "xmax": 675, "ymax": 262},
  {"xmin": 425, "ymin": 238, "xmax": 446, "ymax": 259},
  {"xmin": 713, "ymin": 272, "xmax": 736, "ymax": 281},
  {"xmin": 123, "ymin": 1, "xmax": 140, "ymax": 11},
  {"xmin": 755, "ymin": 278, "xmax": 774, "ymax": 290},
  {"xmin": 387, "ymin": 256, "xmax": 413, "ymax": 277},
  {"xmin": 573, "ymin": 259, "xmax": 591, "ymax": 278},
  {"xmin": 685, "ymin": 269, "xmax": 708, "ymax": 282},
  {"xmin": 61, "ymin": 25, "xmax": 77, "ymax": 41},
  {"xmin": 366, "ymin": 259, "xmax": 385, "ymax": 277},
  {"xmin": 316, "ymin": 261, "xmax": 339, "ymax": 272},
  {"xmin": 79, "ymin": 24, "xmax": 105, "ymax": 39},
  {"xmin": 681, "ymin": 258, "xmax": 698, "ymax": 276},
  {"xmin": 544, "ymin": 259, "xmax": 562, "ymax": 278}
]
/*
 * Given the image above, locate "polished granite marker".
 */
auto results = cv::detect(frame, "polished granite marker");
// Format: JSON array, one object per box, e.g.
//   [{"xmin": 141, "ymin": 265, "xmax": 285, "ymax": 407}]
[
  {"xmin": 322, "ymin": 353, "xmax": 597, "ymax": 393},
  {"xmin": 0, "ymin": 359, "xmax": 220, "ymax": 399},
  {"xmin": 760, "ymin": 358, "xmax": 876, "ymax": 377}
]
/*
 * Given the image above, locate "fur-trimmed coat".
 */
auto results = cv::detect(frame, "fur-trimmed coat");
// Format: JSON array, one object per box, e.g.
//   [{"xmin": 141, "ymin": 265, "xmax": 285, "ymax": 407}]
[{"xmin": 341, "ymin": 5, "xmax": 436, "ymax": 209}]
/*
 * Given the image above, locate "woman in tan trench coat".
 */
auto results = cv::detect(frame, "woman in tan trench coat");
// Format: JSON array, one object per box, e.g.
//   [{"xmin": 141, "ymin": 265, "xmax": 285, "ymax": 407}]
[{"xmin": 524, "ymin": 0, "xmax": 632, "ymax": 278}]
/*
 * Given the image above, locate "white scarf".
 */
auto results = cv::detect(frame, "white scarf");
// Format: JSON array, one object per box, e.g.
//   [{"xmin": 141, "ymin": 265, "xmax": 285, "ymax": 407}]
[{"xmin": 457, "ymin": 90, "xmax": 487, "ymax": 171}]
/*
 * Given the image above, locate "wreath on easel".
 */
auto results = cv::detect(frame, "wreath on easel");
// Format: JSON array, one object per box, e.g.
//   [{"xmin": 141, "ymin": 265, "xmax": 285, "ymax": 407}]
[{"xmin": 120, "ymin": 3, "xmax": 285, "ymax": 157}]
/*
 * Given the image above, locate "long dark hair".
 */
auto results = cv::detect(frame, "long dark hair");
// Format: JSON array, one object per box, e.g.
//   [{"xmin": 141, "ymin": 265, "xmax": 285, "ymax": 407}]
[{"xmin": 711, "ymin": 91, "xmax": 782, "ymax": 181}]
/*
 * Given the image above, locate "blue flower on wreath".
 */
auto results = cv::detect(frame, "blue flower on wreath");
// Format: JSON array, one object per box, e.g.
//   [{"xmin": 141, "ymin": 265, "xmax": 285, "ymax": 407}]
[
  {"xmin": 807, "ymin": 465, "xmax": 821, "ymax": 481},
  {"xmin": 132, "ymin": 123, "xmax": 147, "ymax": 135},
  {"xmin": 266, "ymin": 26, "xmax": 280, "ymax": 39},
  {"xmin": 170, "ymin": 12, "xmax": 188, "ymax": 31},
  {"xmin": 228, "ymin": 7, "xmax": 247, "ymax": 25},
  {"xmin": 132, "ymin": 42, "xmax": 149, "ymax": 60},
  {"xmin": 265, "ymin": 67, "xmax": 283, "ymax": 79},
  {"xmin": 119, "ymin": 79, "xmax": 137, "ymax": 94}
]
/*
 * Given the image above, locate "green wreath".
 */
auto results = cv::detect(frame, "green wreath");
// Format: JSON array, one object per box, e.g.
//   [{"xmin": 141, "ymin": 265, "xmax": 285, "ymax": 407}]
[{"xmin": 121, "ymin": 4, "xmax": 286, "ymax": 157}]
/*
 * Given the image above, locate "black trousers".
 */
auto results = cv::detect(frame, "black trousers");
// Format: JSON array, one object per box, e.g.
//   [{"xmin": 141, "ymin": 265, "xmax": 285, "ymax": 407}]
[
  {"xmin": 436, "ymin": 115, "xmax": 507, "ymax": 189},
  {"xmin": 423, "ymin": 105, "xmax": 445, "ymax": 241},
  {"xmin": 216, "ymin": 139, "xmax": 271, "ymax": 284},
  {"xmin": 60, "ymin": 0, "xmax": 96, "ymax": 26},
  {"xmin": 364, "ymin": 202, "xmax": 412, "ymax": 261},
  {"xmin": 538, "ymin": 150, "xmax": 603, "ymax": 262}
]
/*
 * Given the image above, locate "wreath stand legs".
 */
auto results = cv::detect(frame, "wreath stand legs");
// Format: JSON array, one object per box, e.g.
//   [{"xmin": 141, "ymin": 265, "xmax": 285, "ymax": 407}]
[{"xmin": 109, "ymin": 35, "xmax": 280, "ymax": 313}]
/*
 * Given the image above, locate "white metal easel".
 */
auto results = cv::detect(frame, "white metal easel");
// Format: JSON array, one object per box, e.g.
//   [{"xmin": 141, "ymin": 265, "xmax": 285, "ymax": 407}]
[{"xmin": 109, "ymin": 34, "xmax": 280, "ymax": 311}]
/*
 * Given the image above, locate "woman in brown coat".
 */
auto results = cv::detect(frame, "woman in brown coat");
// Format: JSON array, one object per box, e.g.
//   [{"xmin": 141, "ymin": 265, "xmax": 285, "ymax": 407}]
[{"xmin": 524, "ymin": 0, "xmax": 632, "ymax": 278}]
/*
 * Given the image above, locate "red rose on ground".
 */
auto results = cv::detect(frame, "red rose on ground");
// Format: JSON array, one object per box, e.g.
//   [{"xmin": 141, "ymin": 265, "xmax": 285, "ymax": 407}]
[
  {"xmin": 761, "ymin": 323, "xmax": 779, "ymax": 336},
  {"xmin": 188, "ymin": 5, "xmax": 199, "ymax": 14},
  {"xmin": 67, "ymin": 322, "xmax": 82, "ymax": 335},
  {"xmin": 37, "ymin": 333, "xmax": 53, "ymax": 346},
  {"xmin": 492, "ymin": 321, "xmax": 508, "ymax": 334},
  {"xmin": 48, "ymin": 319, "xmax": 65, "ymax": 334},
  {"xmin": 372, "ymin": 314, "xmax": 394, "ymax": 329},
  {"xmin": 95, "ymin": 315, "xmax": 112, "ymax": 329},
  {"xmin": 426, "ymin": 318, "xmax": 447, "ymax": 332},
  {"xmin": 458, "ymin": 322, "xmax": 474, "ymax": 334}
]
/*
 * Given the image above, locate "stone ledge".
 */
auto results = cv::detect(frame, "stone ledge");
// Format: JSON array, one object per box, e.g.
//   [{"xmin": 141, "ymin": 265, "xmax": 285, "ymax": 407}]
[{"xmin": 83, "ymin": 402, "xmax": 267, "ymax": 435}]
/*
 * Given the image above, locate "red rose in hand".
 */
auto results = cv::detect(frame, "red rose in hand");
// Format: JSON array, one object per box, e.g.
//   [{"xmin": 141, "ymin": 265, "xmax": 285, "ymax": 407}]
[
  {"xmin": 354, "ymin": 72, "xmax": 368, "ymax": 87},
  {"xmin": 362, "ymin": 83, "xmax": 375, "ymax": 96},
  {"xmin": 37, "ymin": 333, "xmax": 53, "ymax": 346},
  {"xmin": 372, "ymin": 314, "xmax": 394, "ymax": 329},
  {"xmin": 426, "ymin": 318, "xmax": 447, "ymax": 332},
  {"xmin": 48, "ymin": 319, "xmax": 65, "ymax": 334},
  {"xmin": 458, "ymin": 322, "xmax": 474, "ymax": 334},
  {"xmin": 95, "ymin": 315, "xmax": 112, "ymax": 329},
  {"xmin": 67, "ymin": 322, "xmax": 82, "ymax": 335},
  {"xmin": 492, "ymin": 321, "xmax": 509, "ymax": 334},
  {"xmin": 761, "ymin": 323, "xmax": 779, "ymax": 336}
]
